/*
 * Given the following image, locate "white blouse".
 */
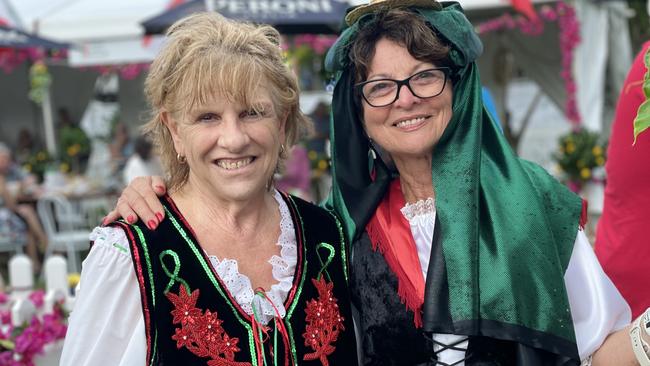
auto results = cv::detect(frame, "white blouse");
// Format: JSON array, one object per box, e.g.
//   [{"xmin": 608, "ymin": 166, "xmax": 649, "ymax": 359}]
[
  {"xmin": 60, "ymin": 193, "xmax": 631, "ymax": 366},
  {"xmin": 400, "ymin": 198, "xmax": 631, "ymax": 365},
  {"xmin": 60, "ymin": 191, "xmax": 296, "ymax": 366}
]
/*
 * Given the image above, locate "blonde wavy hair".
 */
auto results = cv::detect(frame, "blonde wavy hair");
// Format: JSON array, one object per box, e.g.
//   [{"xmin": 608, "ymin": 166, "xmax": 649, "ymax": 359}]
[{"xmin": 142, "ymin": 12, "xmax": 310, "ymax": 191}]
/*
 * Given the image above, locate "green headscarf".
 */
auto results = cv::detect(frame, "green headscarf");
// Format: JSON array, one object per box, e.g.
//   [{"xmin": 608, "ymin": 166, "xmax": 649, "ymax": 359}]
[{"xmin": 325, "ymin": 1, "xmax": 583, "ymax": 360}]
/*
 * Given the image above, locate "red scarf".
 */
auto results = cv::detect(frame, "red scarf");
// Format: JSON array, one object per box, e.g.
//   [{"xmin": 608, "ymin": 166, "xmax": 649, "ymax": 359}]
[{"xmin": 366, "ymin": 180, "xmax": 425, "ymax": 328}]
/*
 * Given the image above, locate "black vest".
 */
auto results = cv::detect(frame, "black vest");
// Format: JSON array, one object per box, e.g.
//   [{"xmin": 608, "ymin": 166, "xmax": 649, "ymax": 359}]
[
  {"xmin": 115, "ymin": 193, "xmax": 358, "ymax": 366},
  {"xmin": 350, "ymin": 230, "xmax": 580, "ymax": 366}
]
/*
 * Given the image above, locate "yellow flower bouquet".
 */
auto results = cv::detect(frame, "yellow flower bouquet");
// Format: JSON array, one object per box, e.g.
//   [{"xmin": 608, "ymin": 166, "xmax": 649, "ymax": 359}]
[{"xmin": 553, "ymin": 128, "xmax": 607, "ymax": 192}]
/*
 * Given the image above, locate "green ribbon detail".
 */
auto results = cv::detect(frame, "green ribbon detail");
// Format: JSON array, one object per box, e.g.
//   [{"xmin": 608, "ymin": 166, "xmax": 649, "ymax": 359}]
[
  {"xmin": 160, "ymin": 250, "xmax": 190, "ymax": 294},
  {"xmin": 252, "ymin": 290, "xmax": 269, "ymax": 366},
  {"xmin": 315, "ymin": 242, "xmax": 335, "ymax": 281}
]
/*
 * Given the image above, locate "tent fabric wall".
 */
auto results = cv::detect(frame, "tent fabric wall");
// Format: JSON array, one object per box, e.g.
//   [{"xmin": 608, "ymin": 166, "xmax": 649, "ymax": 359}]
[
  {"xmin": 574, "ymin": 0, "xmax": 632, "ymax": 133},
  {"xmin": 469, "ymin": 0, "xmax": 632, "ymax": 134},
  {"xmin": 0, "ymin": 0, "xmax": 635, "ymax": 151},
  {"xmin": 0, "ymin": 67, "xmax": 148, "ymax": 151},
  {"xmin": 476, "ymin": 21, "xmax": 565, "ymax": 125}
]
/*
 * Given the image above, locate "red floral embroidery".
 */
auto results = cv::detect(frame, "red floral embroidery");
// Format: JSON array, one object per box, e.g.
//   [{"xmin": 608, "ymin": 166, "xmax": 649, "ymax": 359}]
[
  {"xmin": 302, "ymin": 277, "xmax": 345, "ymax": 366},
  {"xmin": 166, "ymin": 286, "xmax": 252, "ymax": 366}
]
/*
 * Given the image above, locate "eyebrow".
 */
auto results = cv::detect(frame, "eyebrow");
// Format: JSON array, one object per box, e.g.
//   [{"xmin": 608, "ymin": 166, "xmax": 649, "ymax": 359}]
[{"xmin": 366, "ymin": 63, "xmax": 435, "ymax": 81}]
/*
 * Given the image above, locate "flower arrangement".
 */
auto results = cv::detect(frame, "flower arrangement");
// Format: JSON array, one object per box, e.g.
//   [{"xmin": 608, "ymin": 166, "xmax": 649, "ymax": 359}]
[
  {"xmin": 0, "ymin": 290, "xmax": 68, "ymax": 366},
  {"xmin": 307, "ymin": 150, "xmax": 330, "ymax": 179},
  {"xmin": 553, "ymin": 128, "xmax": 607, "ymax": 192},
  {"xmin": 59, "ymin": 125, "xmax": 91, "ymax": 174},
  {"xmin": 283, "ymin": 35, "xmax": 337, "ymax": 90},
  {"xmin": 22, "ymin": 150, "xmax": 54, "ymax": 183},
  {"xmin": 28, "ymin": 61, "xmax": 52, "ymax": 105}
]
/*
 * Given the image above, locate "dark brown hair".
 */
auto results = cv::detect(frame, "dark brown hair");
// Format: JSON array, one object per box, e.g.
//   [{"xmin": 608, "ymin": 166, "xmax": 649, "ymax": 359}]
[{"xmin": 349, "ymin": 8, "xmax": 451, "ymax": 83}]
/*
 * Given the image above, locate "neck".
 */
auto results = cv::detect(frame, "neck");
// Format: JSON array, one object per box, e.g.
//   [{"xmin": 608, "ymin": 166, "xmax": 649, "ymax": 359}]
[
  {"xmin": 171, "ymin": 181, "xmax": 277, "ymax": 243},
  {"xmin": 393, "ymin": 154, "xmax": 434, "ymax": 203}
]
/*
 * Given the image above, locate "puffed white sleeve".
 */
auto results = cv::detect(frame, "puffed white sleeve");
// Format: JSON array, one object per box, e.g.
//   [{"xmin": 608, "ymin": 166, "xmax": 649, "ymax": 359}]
[
  {"xmin": 565, "ymin": 230, "xmax": 631, "ymax": 361},
  {"xmin": 60, "ymin": 226, "xmax": 146, "ymax": 366}
]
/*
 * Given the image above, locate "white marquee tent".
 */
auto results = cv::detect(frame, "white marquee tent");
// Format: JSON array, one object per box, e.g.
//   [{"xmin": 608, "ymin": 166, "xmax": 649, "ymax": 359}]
[{"xmin": 0, "ymin": 0, "xmax": 634, "ymax": 152}]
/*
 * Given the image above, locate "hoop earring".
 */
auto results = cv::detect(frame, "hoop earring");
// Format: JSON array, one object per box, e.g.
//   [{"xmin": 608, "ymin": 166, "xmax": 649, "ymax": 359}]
[
  {"xmin": 176, "ymin": 153, "xmax": 186, "ymax": 164},
  {"xmin": 280, "ymin": 143, "xmax": 286, "ymax": 156}
]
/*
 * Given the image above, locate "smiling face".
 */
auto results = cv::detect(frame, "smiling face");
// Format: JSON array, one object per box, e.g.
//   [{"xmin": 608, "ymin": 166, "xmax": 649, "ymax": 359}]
[
  {"xmin": 361, "ymin": 38, "xmax": 453, "ymax": 160},
  {"xmin": 165, "ymin": 86, "xmax": 285, "ymax": 203}
]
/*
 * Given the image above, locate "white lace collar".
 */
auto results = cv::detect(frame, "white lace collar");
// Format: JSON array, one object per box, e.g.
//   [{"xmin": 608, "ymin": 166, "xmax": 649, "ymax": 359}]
[
  {"xmin": 206, "ymin": 190, "xmax": 296, "ymax": 325},
  {"xmin": 400, "ymin": 197, "xmax": 436, "ymax": 221}
]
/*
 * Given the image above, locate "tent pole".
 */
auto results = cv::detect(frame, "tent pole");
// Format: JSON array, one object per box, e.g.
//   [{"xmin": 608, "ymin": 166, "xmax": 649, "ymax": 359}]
[{"xmin": 41, "ymin": 86, "xmax": 57, "ymax": 158}]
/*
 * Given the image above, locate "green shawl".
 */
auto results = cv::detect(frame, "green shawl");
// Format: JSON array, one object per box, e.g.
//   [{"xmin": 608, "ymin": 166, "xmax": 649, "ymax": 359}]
[{"xmin": 324, "ymin": 1, "xmax": 583, "ymax": 360}]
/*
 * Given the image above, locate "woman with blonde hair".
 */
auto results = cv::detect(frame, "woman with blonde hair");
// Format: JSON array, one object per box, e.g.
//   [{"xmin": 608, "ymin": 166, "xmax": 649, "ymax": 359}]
[{"xmin": 61, "ymin": 12, "xmax": 357, "ymax": 366}]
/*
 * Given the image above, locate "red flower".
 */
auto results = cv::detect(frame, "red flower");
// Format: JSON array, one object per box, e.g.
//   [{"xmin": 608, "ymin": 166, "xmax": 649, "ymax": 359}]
[
  {"xmin": 166, "ymin": 287, "xmax": 251, "ymax": 366},
  {"xmin": 302, "ymin": 277, "xmax": 345, "ymax": 366},
  {"xmin": 166, "ymin": 286, "xmax": 202, "ymax": 326}
]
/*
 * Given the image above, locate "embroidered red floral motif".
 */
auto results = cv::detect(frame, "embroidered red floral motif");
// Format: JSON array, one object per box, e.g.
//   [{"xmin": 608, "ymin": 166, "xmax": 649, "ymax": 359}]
[
  {"xmin": 302, "ymin": 277, "xmax": 345, "ymax": 366},
  {"xmin": 166, "ymin": 286, "xmax": 252, "ymax": 366}
]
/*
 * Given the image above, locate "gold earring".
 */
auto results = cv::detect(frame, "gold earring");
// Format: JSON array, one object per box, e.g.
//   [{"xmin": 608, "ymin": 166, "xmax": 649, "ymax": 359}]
[
  {"xmin": 280, "ymin": 143, "xmax": 286, "ymax": 156},
  {"xmin": 176, "ymin": 153, "xmax": 186, "ymax": 164}
]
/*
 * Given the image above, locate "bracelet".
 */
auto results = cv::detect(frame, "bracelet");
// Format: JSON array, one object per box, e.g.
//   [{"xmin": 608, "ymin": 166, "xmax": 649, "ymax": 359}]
[{"xmin": 630, "ymin": 307, "xmax": 650, "ymax": 366}]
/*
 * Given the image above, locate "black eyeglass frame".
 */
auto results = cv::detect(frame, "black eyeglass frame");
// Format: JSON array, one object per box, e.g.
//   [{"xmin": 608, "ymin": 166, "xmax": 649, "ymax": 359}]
[{"xmin": 355, "ymin": 67, "xmax": 451, "ymax": 108}]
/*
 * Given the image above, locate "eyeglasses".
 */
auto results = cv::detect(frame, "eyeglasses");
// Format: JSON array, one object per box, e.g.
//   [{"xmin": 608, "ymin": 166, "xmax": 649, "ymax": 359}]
[{"xmin": 355, "ymin": 67, "xmax": 450, "ymax": 107}]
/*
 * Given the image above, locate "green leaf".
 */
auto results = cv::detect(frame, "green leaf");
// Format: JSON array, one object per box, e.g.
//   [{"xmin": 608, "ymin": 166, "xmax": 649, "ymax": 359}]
[
  {"xmin": 0, "ymin": 339, "xmax": 15, "ymax": 350},
  {"xmin": 634, "ymin": 48, "xmax": 650, "ymax": 144}
]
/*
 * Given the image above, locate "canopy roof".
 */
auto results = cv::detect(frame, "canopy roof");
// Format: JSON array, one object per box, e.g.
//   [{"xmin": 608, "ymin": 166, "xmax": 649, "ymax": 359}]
[{"xmin": 142, "ymin": 0, "xmax": 351, "ymax": 35}]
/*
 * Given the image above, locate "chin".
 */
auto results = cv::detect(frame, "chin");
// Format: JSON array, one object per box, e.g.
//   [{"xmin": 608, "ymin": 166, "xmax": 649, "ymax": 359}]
[{"xmin": 218, "ymin": 181, "xmax": 269, "ymax": 201}]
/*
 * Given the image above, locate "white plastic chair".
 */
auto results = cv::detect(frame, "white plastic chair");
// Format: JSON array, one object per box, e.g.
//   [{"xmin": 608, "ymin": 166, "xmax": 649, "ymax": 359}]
[{"xmin": 37, "ymin": 194, "xmax": 90, "ymax": 273}]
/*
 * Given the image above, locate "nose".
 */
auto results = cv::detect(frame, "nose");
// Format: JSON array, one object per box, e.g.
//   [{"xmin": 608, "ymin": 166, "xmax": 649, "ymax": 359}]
[
  {"xmin": 218, "ymin": 117, "xmax": 250, "ymax": 152},
  {"xmin": 393, "ymin": 83, "xmax": 420, "ymax": 108}
]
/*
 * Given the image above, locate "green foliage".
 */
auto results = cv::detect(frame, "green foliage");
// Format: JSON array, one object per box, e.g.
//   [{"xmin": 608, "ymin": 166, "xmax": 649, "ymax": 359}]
[
  {"xmin": 553, "ymin": 128, "xmax": 607, "ymax": 184},
  {"xmin": 307, "ymin": 149, "xmax": 330, "ymax": 178},
  {"xmin": 22, "ymin": 150, "xmax": 54, "ymax": 182},
  {"xmin": 59, "ymin": 126, "xmax": 90, "ymax": 172},
  {"xmin": 634, "ymin": 47, "xmax": 650, "ymax": 143}
]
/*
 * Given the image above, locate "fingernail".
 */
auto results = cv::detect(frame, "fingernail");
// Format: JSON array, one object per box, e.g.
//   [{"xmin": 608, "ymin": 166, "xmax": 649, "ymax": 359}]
[
  {"xmin": 155, "ymin": 212, "xmax": 163, "ymax": 223},
  {"xmin": 100, "ymin": 216, "xmax": 107, "ymax": 226},
  {"xmin": 127, "ymin": 215, "xmax": 135, "ymax": 224},
  {"xmin": 147, "ymin": 220, "xmax": 157, "ymax": 230},
  {"xmin": 155, "ymin": 185, "xmax": 165, "ymax": 193}
]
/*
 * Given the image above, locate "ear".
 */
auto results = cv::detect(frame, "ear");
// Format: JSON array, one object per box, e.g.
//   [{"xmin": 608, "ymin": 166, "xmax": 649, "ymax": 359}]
[{"xmin": 161, "ymin": 110, "xmax": 184, "ymax": 156}]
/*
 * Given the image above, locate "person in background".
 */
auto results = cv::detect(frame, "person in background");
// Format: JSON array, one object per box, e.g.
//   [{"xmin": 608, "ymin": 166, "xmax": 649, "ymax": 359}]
[
  {"xmin": 61, "ymin": 12, "xmax": 358, "ymax": 365},
  {"xmin": 105, "ymin": 1, "xmax": 650, "ymax": 365},
  {"xmin": 110, "ymin": 122, "xmax": 134, "ymax": 175},
  {"xmin": 122, "ymin": 135, "xmax": 163, "ymax": 185},
  {"xmin": 306, "ymin": 101, "xmax": 330, "ymax": 156},
  {"xmin": 595, "ymin": 40, "xmax": 650, "ymax": 319},
  {"xmin": 0, "ymin": 143, "xmax": 45, "ymax": 272},
  {"xmin": 14, "ymin": 128, "xmax": 39, "ymax": 166}
]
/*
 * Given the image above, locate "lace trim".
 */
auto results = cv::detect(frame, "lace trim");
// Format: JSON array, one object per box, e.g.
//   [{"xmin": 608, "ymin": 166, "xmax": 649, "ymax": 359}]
[
  {"xmin": 400, "ymin": 197, "xmax": 436, "ymax": 221},
  {"xmin": 207, "ymin": 190, "xmax": 296, "ymax": 325}
]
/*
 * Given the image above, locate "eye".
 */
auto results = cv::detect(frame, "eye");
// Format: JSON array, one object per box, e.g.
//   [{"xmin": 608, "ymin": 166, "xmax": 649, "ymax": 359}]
[
  {"xmin": 240, "ymin": 108, "xmax": 266, "ymax": 119},
  {"xmin": 365, "ymin": 81, "xmax": 395, "ymax": 97},
  {"xmin": 197, "ymin": 113, "xmax": 218, "ymax": 122},
  {"xmin": 412, "ymin": 70, "xmax": 442, "ymax": 84}
]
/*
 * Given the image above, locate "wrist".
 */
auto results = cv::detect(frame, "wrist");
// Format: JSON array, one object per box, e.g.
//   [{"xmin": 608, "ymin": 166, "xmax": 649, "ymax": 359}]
[{"xmin": 630, "ymin": 307, "xmax": 650, "ymax": 365}]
